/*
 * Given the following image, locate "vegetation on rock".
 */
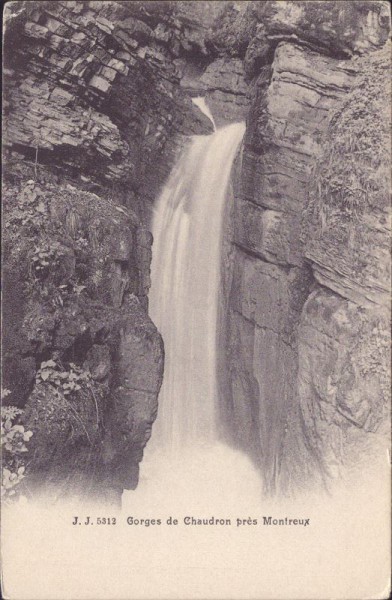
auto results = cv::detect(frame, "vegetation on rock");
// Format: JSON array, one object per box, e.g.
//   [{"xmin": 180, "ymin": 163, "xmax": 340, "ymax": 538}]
[
  {"xmin": 1, "ymin": 390, "xmax": 33, "ymax": 504},
  {"xmin": 2, "ymin": 173, "xmax": 163, "ymax": 503}
]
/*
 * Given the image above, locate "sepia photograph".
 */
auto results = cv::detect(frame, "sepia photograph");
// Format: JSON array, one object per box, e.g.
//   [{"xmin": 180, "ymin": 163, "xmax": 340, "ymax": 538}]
[{"xmin": 1, "ymin": 1, "xmax": 391, "ymax": 598}]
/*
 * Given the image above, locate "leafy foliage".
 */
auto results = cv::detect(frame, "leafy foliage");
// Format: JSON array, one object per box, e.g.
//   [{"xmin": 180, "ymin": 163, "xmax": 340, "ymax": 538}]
[
  {"xmin": 31, "ymin": 242, "xmax": 63, "ymax": 278},
  {"xmin": 34, "ymin": 360, "xmax": 101, "ymax": 445},
  {"xmin": 36, "ymin": 360, "xmax": 91, "ymax": 397},
  {"xmin": 3, "ymin": 180, "xmax": 49, "ymax": 235},
  {"xmin": 1, "ymin": 393, "xmax": 33, "ymax": 504}
]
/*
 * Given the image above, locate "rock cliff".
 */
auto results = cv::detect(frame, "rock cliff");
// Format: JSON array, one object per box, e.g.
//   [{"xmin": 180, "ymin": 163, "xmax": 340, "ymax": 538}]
[
  {"xmin": 2, "ymin": 177, "xmax": 165, "ymax": 503},
  {"xmin": 218, "ymin": 0, "xmax": 391, "ymax": 494}
]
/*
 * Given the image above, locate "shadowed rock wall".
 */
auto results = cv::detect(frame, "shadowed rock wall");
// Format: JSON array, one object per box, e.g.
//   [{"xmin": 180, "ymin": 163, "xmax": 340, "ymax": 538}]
[
  {"xmin": 219, "ymin": 0, "xmax": 391, "ymax": 495},
  {"xmin": 2, "ymin": 178, "xmax": 165, "ymax": 504}
]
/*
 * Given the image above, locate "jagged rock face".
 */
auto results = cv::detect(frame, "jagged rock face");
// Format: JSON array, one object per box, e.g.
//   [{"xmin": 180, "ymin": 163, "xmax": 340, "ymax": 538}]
[
  {"xmin": 305, "ymin": 46, "xmax": 391, "ymax": 309},
  {"xmin": 250, "ymin": 0, "xmax": 390, "ymax": 58},
  {"xmin": 3, "ymin": 0, "xmax": 254, "ymax": 208},
  {"xmin": 296, "ymin": 288, "xmax": 390, "ymax": 483},
  {"xmin": 3, "ymin": 0, "xmax": 214, "ymax": 216},
  {"xmin": 220, "ymin": 1, "xmax": 391, "ymax": 494},
  {"xmin": 198, "ymin": 58, "xmax": 249, "ymax": 126},
  {"xmin": 223, "ymin": 39, "xmax": 357, "ymax": 493},
  {"xmin": 238, "ymin": 42, "xmax": 356, "ymax": 266},
  {"xmin": 294, "ymin": 44, "xmax": 391, "ymax": 485},
  {"xmin": 2, "ymin": 178, "xmax": 164, "ymax": 503},
  {"xmin": 200, "ymin": 1, "xmax": 390, "ymax": 72}
]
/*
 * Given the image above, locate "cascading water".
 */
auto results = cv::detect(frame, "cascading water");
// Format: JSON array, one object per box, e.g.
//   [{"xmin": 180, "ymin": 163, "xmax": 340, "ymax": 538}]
[
  {"xmin": 123, "ymin": 100, "xmax": 262, "ymax": 513},
  {"xmin": 148, "ymin": 115, "xmax": 245, "ymax": 452}
]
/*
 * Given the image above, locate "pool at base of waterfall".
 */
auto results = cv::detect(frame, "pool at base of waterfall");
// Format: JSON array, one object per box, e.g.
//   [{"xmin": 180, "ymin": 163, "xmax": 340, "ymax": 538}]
[{"xmin": 122, "ymin": 441, "xmax": 263, "ymax": 515}]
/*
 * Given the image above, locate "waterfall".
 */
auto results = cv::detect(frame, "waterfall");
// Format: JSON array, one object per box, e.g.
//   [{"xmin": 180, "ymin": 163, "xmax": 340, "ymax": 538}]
[
  {"xmin": 191, "ymin": 96, "xmax": 216, "ymax": 130},
  {"xmin": 148, "ymin": 114, "xmax": 245, "ymax": 452},
  {"xmin": 122, "ymin": 107, "xmax": 261, "ymax": 514}
]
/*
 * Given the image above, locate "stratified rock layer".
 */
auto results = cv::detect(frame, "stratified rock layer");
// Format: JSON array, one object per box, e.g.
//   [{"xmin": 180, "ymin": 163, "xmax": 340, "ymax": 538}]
[
  {"xmin": 3, "ymin": 1, "xmax": 215, "ymax": 217},
  {"xmin": 293, "ymin": 44, "xmax": 391, "ymax": 488},
  {"xmin": 220, "ymin": 1, "xmax": 391, "ymax": 495}
]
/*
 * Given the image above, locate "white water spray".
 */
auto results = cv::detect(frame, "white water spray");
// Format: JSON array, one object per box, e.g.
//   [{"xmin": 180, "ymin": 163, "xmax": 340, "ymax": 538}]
[
  {"xmin": 192, "ymin": 96, "xmax": 216, "ymax": 130},
  {"xmin": 123, "ymin": 102, "xmax": 262, "ymax": 514},
  {"xmin": 149, "ymin": 119, "xmax": 244, "ymax": 451}
]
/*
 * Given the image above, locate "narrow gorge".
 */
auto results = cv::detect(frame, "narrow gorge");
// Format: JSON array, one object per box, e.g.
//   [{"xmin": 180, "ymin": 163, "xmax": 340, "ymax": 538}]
[{"xmin": 2, "ymin": 0, "xmax": 391, "ymax": 507}]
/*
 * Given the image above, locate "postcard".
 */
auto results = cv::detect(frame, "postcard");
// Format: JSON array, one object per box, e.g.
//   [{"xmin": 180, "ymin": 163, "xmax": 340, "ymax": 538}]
[{"xmin": 1, "ymin": 1, "xmax": 391, "ymax": 599}]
